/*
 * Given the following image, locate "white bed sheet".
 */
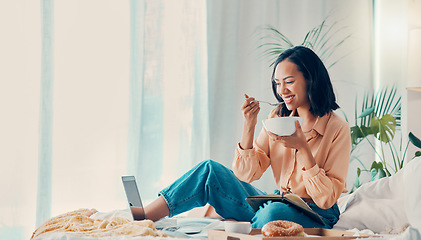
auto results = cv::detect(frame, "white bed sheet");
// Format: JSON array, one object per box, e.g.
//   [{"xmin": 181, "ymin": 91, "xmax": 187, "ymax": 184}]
[
  {"xmin": 344, "ymin": 227, "xmax": 421, "ymax": 240},
  {"xmin": 33, "ymin": 233, "xmax": 195, "ymax": 240}
]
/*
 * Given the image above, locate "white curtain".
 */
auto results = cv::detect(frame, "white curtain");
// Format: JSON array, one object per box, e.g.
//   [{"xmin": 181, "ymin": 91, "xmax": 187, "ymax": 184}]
[
  {"xmin": 0, "ymin": 1, "xmax": 42, "ymax": 239},
  {"xmin": 0, "ymin": 0, "xmax": 208, "ymax": 239},
  {"xmin": 0, "ymin": 0, "xmax": 373, "ymax": 239}
]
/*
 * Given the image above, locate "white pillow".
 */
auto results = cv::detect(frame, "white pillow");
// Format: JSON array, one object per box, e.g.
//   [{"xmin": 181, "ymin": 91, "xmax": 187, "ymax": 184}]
[
  {"xmin": 333, "ymin": 159, "xmax": 413, "ymax": 234},
  {"xmin": 403, "ymin": 157, "xmax": 421, "ymax": 231}
]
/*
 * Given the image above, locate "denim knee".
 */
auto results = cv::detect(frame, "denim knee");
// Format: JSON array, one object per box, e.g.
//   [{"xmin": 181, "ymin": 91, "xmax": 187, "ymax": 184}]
[
  {"xmin": 160, "ymin": 159, "xmax": 263, "ymax": 221},
  {"xmin": 251, "ymin": 201, "xmax": 325, "ymax": 229},
  {"xmin": 200, "ymin": 159, "xmax": 222, "ymax": 169},
  {"xmin": 196, "ymin": 159, "xmax": 227, "ymax": 176}
]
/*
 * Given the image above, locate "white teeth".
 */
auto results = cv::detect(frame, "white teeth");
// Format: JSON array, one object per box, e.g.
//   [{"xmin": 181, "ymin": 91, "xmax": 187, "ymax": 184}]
[{"xmin": 283, "ymin": 96, "xmax": 294, "ymax": 101}]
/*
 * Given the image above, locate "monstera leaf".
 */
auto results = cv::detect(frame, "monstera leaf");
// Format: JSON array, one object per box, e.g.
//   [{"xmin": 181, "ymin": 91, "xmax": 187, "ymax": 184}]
[
  {"xmin": 370, "ymin": 161, "xmax": 387, "ymax": 180},
  {"xmin": 350, "ymin": 125, "xmax": 373, "ymax": 145},
  {"xmin": 370, "ymin": 114, "xmax": 396, "ymax": 143},
  {"xmin": 350, "ymin": 106, "xmax": 377, "ymax": 145}
]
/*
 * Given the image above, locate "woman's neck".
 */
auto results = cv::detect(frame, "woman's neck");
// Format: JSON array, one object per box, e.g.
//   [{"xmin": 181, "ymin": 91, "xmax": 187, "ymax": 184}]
[{"xmin": 296, "ymin": 108, "xmax": 318, "ymax": 132}]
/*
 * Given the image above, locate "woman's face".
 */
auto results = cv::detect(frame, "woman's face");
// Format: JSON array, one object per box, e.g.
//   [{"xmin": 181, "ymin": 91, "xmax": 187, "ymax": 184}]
[{"xmin": 274, "ymin": 60, "xmax": 310, "ymax": 112}]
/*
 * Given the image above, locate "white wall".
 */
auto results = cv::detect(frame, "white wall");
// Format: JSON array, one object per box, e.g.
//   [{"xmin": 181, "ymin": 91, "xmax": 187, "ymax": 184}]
[{"xmin": 405, "ymin": 0, "xmax": 421, "ymax": 162}]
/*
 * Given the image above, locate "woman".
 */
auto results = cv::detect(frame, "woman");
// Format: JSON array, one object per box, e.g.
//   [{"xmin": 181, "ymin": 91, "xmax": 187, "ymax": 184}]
[{"xmin": 144, "ymin": 46, "xmax": 350, "ymax": 229}]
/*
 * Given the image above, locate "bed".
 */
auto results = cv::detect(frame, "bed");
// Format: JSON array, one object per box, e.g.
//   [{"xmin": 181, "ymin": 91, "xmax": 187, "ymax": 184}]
[{"xmin": 31, "ymin": 159, "xmax": 421, "ymax": 240}]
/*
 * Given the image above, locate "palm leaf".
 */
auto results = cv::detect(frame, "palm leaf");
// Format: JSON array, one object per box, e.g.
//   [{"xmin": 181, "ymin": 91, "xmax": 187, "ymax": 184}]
[
  {"xmin": 302, "ymin": 19, "xmax": 327, "ymax": 48},
  {"xmin": 359, "ymin": 91, "xmax": 373, "ymax": 127},
  {"xmin": 355, "ymin": 85, "xmax": 401, "ymax": 127},
  {"xmin": 358, "ymin": 106, "xmax": 375, "ymax": 118},
  {"xmin": 352, "ymin": 85, "xmax": 401, "ymax": 146},
  {"xmin": 375, "ymin": 85, "xmax": 401, "ymax": 128},
  {"xmin": 256, "ymin": 17, "xmax": 350, "ymax": 68}
]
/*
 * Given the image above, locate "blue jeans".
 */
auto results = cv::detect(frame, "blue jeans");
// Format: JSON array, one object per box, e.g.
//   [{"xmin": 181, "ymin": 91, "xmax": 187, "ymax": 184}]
[{"xmin": 159, "ymin": 160, "xmax": 339, "ymax": 228}]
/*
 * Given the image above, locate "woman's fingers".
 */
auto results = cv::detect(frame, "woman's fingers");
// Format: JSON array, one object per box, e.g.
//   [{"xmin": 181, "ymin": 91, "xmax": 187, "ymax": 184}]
[
  {"xmin": 243, "ymin": 107, "xmax": 259, "ymax": 118},
  {"xmin": 267, "ymin": 131, "xmax": 281, "ymax": 141},
  {"xmin": 243, "ymin": 102, "xmax": 260, "ymax": 113},
  {"xmin": 242, "ymin": 95, "xmax": 259, "ymax": 111},
  {"xmin": 242, "ymin": 94, "xmax": 260, "ymax": 121},
  {"xmin": 242, "ymin": 97, "xmax": 255, "ymax": 107},
  {"xmin": 295, "ymin": 120, "xmax": 302, "ymax": 131}
]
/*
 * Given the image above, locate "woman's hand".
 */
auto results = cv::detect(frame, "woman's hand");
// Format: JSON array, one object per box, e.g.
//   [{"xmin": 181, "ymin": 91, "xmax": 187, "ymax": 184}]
[
  {"xmin": 241, "ymin": 94, "xmax": 260, "ymax": 127},
  {"xmin": 267, "ymin": 120, "xmax": 307, "ymax": 150},
  {"xmin": 239, "ymin": 94, "xmax": 260, "ymax": 150},
  {"xmin": 267, "ymin": 120, "xmax": 316, "ymax": 170}
]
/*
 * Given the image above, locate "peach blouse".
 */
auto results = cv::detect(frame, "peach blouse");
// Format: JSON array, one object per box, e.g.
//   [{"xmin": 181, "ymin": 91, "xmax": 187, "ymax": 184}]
[{"xmin": 233, "ymin": 110, "xmax": 351, "ymax": 209}]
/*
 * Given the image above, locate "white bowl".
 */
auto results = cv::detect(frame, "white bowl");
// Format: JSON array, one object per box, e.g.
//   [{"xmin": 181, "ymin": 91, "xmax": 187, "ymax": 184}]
[
  {"xmin": 224, "ymin": 221, "xmax": 252, "ymax": 234},
  {"xmin": 262, "ymin": 116, "xmax": 303, "ymax": 136}
]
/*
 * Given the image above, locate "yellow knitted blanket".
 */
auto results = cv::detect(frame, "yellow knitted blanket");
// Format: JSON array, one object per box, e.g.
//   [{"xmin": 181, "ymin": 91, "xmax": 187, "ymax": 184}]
[{"xmin": 31, "ymin": 208, "xmax": 167, "ymax": 239}]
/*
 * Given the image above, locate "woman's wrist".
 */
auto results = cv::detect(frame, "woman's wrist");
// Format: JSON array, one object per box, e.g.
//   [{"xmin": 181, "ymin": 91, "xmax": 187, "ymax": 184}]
[
  {"xmin": 240, "ymin": 121, "xmax": 255, "ymax": 149},
  {"xmin": 243, "ymin": 119, "xmax": 257, "ymax": 129},
  {"xmin": 297, "ymin": 144, "xmax": 316, "ymax": 170}
]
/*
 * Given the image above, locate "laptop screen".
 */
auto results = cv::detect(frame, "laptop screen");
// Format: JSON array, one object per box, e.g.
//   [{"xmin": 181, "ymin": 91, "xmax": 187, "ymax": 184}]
[{"xmin": 122, "ymin": 176, "xmax": 146, "ymax": 220}]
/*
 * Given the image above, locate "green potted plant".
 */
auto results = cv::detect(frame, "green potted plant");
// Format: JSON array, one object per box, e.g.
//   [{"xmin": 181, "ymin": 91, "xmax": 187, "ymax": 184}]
[{"xmin": 349, "ymin": 85, "xmax": 421, "ymax": 192}]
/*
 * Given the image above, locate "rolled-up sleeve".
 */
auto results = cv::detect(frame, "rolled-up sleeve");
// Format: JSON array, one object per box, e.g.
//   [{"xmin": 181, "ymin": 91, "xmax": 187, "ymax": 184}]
[
  {"xmin": 301, "ymin": 121, "xmax": 351, "ymax": 209},
  {"xmin": 232, "ymin": 140, "xmax": 271, "ymax": 183},
  {"xmin": 233, "ymin": 110, "xmax": 279, "ymax": 183}
]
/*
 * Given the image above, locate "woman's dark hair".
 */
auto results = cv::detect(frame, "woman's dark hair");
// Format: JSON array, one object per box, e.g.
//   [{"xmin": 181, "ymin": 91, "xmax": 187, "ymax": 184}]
[{"xmin": 271, "ymin": 46, "xmax": 339, "ymax": 117}]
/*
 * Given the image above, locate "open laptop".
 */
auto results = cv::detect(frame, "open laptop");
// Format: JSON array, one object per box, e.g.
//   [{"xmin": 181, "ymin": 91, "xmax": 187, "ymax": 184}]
[
  {"xmin": 122, "ymin": 176, "xmax": 217, "ymax": 235},
  {"xmin": 121, "ymin": 176, "xmax": 146, "ymax": 221}
]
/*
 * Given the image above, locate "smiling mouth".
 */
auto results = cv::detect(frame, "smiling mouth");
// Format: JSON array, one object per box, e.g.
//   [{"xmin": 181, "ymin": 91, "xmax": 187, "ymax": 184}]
[{"xmin": 282, "ymin": 95, "xmax": 295, "ymax": 104}]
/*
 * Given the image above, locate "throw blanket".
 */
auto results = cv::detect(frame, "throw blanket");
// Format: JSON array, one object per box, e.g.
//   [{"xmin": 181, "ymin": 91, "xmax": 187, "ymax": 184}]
[{"xmin": 31, "ymin": 209, "xmax": 167, "ymax": 239}]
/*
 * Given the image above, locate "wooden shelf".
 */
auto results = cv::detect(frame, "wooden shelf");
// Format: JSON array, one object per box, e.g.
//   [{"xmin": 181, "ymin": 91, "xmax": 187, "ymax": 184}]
[{"xmin": 407, "ymin": 87, "xmax": 421, "ymax": 92}]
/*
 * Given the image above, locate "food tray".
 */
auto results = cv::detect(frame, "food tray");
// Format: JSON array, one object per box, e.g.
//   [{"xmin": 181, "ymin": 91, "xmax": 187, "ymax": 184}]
[{"xmin": 208, "ymin": 228, "xmax": 376, "ymax": 240}]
